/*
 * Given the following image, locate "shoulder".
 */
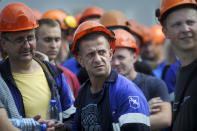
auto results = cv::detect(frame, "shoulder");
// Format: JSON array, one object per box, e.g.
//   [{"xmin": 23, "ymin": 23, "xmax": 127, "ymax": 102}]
[
  {"xmin": 111, "ymin": 74, "xmax": 145, "ymax": 99},
  {"xmin": 62, "ymin": 57, "xmax": 78, "ymax": 66},
  {"xmin": 57, "ymin": 64, "xmax": 77, "ymax": 78},
  {"xmin": 39, "ymin": 60, "xmax": 63, "ymax": 78},
  {"xmin": 109, "ymin": 75, "xmax": 150, "ymax": 127},
  {"xmin": 140, "ymin": 73, "xmax": 166, "ymax": 86}
]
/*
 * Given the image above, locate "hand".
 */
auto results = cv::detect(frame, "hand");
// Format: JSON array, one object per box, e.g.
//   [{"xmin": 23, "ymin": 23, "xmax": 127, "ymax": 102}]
[
  {"xmin": 38, "ymin": 119, "xmax": 55, "ymax": 131},
  {"xmin": 55, "ymin": 122, "xmax": 71, "ymax": 131},
  {"xmin": 34, "ymin": 51, "xmax": 49, "ymax": 61},
  {"xmin": 33, "ymin": 114, "xmax": 41, "ymax": 121},
  {"xmin": 148, "ymin": 97, "xmax": 163, "ymax": 114},
  {"xmin": 33, "ymin": 115, "xmax": 55, "ymax": 131}
]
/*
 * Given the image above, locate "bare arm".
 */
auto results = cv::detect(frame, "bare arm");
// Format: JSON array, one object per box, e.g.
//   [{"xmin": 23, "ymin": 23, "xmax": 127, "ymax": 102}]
[
  {"xmin": 149, "ymin": 101, "xmax": 172, "ymax": 130},
  {"xmin": 0, "ymin": 108, "xmax": 20, "ymax": 131}
]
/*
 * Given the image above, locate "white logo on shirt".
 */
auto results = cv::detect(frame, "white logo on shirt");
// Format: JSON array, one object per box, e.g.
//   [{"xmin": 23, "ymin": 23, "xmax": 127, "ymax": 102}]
[{"xmin": 128, "ymin": 96, "xmax": 140, "ymax": 109}]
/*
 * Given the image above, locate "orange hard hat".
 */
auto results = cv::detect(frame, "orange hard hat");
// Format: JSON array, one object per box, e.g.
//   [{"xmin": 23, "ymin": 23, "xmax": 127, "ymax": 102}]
[
  {"xmin": 151, "ymin": 25, "xmax": 165, "ymax": 45},
  {"xmin": 127, "ymin": 20, "xmax": 144, "ymax": 41},
  {"xmin": 75, "ymin": 13, "xmax": 82, "ymax": 27},
  {"xmin": 156, "ymin": 0, "xmax": 197, "ymax": 22},
  {"xmin": 42, "ymin": 9, "xmax": 77, "ymax": 29},
  {"xmin": 42, "ymin": 9, "xmax": 67, "ymax": 30},
  {"xmin": 72, "ymin": 21, "xmax": 115, "ymax": 57},
  {"xmin": 114, "ymin": 29, "xmax": 139, "ymax": 54},
  {"xmin": 100, "ymin": 10, "xmax": 127, "ymax": 28},
  {"xmin": 79, "ymin": 6, "xmax": 104, "ymax": 23},
  {"xmin": 141, "ymin": 25, "xmax": 153, "ymax": 44},
  {"xmin": 32, "ymin": 9, "xmax": 42, "ymax": 20},
  {"xmin": 0, "ymin": 2, "xmax": 38, "ymax": 32}
]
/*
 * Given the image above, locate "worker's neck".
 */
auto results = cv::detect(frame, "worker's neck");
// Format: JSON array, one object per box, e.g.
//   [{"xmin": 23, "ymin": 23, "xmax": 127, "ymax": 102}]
[
  {"xmin": 128, "ymin": 69, "xmax": 137, "ymax": 81},
  {"xmin": 89, "ymin": 72, "xmax": 110, "ymax": 94},
  {"xmin": 10, "ymin": 59, "xmax": 40, "ymax": 74}
]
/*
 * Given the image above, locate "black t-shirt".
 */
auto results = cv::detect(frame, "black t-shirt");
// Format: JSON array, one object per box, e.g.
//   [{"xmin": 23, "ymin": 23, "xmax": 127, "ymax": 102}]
[
  {"xmin": 172, "ymin": 59, "xmax": 197, "ymax": 131},
  {"xmin": 133, "ymin": 73, "xmax": 170, "ymax": 102},
  {"xmin": 74, "ymin": 82, "xmax": 113, "ymax": 131}
]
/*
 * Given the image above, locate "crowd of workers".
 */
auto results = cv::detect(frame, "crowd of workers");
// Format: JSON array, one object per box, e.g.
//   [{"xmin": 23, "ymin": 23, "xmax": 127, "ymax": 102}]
[{"xmin": 0, "ymin": 0, "xmax": 196, "ymax": 131}]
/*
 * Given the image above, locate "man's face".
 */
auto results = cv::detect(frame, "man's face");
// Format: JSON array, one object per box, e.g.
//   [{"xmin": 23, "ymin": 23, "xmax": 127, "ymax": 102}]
[
  {"xmin": 140, "ymin": 42, "xmax": 155, "ymax": 61},
  {"xmin": 2, "ymin": 29, "xmax": 36, "ymax": 63},
  {"xmin": 58, "ymin": 31, "xmax": 70, "ymax": 60},
  {"xmin": 36, "ymin": 25, "xmax": 61, "ymax": 61},
  {"xmin": 77, "ymin": 35, "xmax": 112, "ymax": 78},
  {"xmin": 163, "ymin": 8, "xmax": 197, "ymax": 52},
  {"xmin": 111, "ymin": 48, "xmax": 137, "ymax": 77}
]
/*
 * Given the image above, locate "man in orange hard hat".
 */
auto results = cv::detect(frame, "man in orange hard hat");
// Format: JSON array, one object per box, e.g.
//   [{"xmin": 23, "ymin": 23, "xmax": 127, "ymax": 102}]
[
  {"xmin": 99, "ymin": 10, "xmax": 154, "ymax": 76},
  {"xmin": 0, "ymin": 2, "xmax": 75, "ymax": 130},
  {"xmin": 37, "ymin": 17, "xmax": 80, "ymax": 99},
  {"xmin": 72, "ymin": 21, "xmax": 150, "ymax": 131},
  {"xmin": 42, "ymin": 9, "xmax": 77, "ymax": 64},
  {"xmin": 111, "ymin": 29, "xmax": 171, "ymax": 131},
  {"xmin": 156, "ymin": 0, "xmax": 197, "ymax": 130},
  {"xmin": 149, "ymin": 25, "xmax": 166, "ymax": 79},
  {"xmin": 62, "ymin": 6, "xmax": 105, "ymax": 76}
]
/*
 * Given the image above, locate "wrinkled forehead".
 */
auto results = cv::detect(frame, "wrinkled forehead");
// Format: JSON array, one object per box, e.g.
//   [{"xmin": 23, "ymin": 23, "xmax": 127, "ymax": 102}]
[{"xmin": 80, "ymin": 35, "xmax": 110, "ymax": 49}]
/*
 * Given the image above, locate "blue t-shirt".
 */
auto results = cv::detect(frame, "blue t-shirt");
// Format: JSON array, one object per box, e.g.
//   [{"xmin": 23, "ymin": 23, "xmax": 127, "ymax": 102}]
[
  {"xmin": 164, "ymin": 60, "xmax": 180, "ymax": 94},
  {"xmin": 152, "ymin": 61, "xmax": 166, "ymax": 79}
]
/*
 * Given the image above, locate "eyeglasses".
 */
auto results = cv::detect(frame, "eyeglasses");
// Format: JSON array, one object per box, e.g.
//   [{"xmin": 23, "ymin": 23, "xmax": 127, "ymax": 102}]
[{"xmin": 3, "ymin": 36, "xmax": 36, "ymax": 46}]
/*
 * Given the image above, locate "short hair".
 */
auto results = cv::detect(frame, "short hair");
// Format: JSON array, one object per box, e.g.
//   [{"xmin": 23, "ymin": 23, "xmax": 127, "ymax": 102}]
[
  {"xmin": 35, "ymin": 18, "xmax": 60, "ymax": 39},
  {"xmin": 74, "ymin": 31, "xmax": 112, "ymax": 56},
  {"xmin": 128, "ymin": 48, "xmax": 137, "ymax": 55}
]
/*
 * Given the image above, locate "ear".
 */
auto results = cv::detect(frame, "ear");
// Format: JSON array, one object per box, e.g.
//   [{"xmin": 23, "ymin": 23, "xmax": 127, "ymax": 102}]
[
  {"xmin": 133, "ymin": 52, "xmax": 138, "ymax": 63},
  {"xmin": 109, "ymin": 48, "xmax": 113, "ymax": 61},
  {"xmin": 76, "ymin": 55, "xmax": 85, "ymax": 68},
  {"xmin": 0, "ymin": 39, "xmax": 7, "ymax": 53},
  {"xmin": 162, "ymin": 27, "xmax": 169, "ymax": 39}
]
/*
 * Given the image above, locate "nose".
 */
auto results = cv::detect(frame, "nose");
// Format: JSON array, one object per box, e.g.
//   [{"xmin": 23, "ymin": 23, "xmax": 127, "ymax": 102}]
[
  {"xmin": 112, "ymin": 58, "xmax": 120, "ymax": 67},
  {"xmin": 23, "ymin": 40, "xmax": 31, "ymax": 48},
  {"xmin": 50, "ymin": 40, "xmax": 58, "ymax": 48},
  {"xmin": 181, "ymin": 24, "xmax": 190, "ymax": 32},
  {"xmin": 94, "ymin": 52, "xmax": 102, "ymax": 63}
]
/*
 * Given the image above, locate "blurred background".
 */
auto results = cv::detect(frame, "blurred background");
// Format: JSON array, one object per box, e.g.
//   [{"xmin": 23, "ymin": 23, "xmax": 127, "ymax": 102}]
[{"xmin": 0, "ymin": 0, "xmax": 161, "ymax": 26}]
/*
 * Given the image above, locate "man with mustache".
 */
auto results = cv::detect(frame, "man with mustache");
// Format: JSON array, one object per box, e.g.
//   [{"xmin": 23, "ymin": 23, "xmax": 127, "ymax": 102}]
[{"xmin": 0, "ymin": 2, "xmax": 75, "ymax": 129}]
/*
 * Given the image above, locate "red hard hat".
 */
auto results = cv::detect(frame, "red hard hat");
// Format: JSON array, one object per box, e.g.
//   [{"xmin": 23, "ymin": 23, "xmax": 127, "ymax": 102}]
[
  {"xmin": 114, "ymin": 29, "xmax": 139, "ymax": 54},
  {"xmin": 72, "ymin": 21, "xmax": 115, "ymax": 58},
  {"xmin": 0, "ymin": 2, "xmax": 38, "ymax": 32}
]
